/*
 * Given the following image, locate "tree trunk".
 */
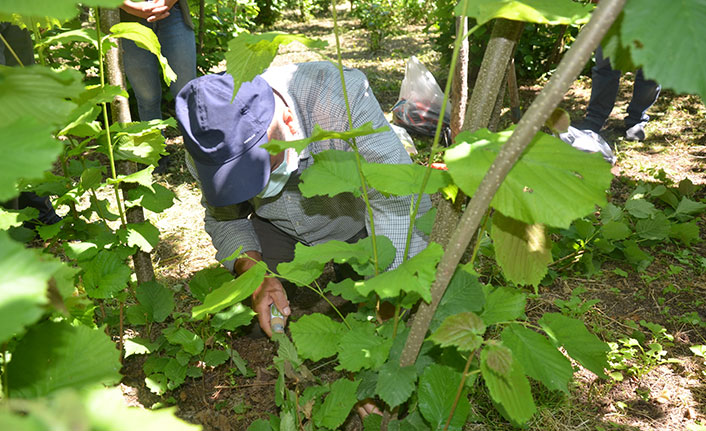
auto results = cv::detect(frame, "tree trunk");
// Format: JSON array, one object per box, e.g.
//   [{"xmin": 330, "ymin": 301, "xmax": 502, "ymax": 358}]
[
  {"xmin": 398, "ymin": 0, "xmax": 627, "ymax": 369},
  {"xmin": 462, "ymin": 18, "xmax": 524, "ymax": 133},
  {"xmin": 450, "ymin": 16, "xmax": 469, "ymax": 139},
  {"xmin": 99, "ymin": 8, "xmax": 156, "ymax": 284}
]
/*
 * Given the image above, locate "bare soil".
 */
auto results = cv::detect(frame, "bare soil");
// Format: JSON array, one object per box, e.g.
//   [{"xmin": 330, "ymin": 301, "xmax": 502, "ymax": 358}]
[{"xmin": 120, "ymin": 7, "xmax": 706, "ymax": 431}]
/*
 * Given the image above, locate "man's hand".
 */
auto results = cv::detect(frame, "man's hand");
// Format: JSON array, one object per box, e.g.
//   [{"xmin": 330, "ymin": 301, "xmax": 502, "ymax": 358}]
[
  {"xmin": 235, "ymin": 251, "xmax": 291, "ymax": 337},
  {"xmin": 120, "ymin": 0, "xmax": 175, "ymax": 22},
  {"xmin": 252, "ymin": 275, "xmax": 291, "ymax": 337}
]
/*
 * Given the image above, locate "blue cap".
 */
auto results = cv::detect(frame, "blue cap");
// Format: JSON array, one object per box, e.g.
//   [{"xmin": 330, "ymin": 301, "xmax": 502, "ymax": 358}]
[{"xmin": 176, "ymin": 73, "xmax": 275, "ymax": 206}]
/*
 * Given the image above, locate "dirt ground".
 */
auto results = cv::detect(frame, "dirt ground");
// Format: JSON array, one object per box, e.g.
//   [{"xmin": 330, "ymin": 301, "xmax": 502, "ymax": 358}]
[{"xmin": 119, "ymin": 7, "xmax": 706, "ymax": 431}]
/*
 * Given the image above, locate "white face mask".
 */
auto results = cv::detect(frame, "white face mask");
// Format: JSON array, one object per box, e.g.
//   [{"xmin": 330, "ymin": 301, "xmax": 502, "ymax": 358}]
[{"xmin": 258, "ymin": 147, "xmax": 299, "ymax": 199}]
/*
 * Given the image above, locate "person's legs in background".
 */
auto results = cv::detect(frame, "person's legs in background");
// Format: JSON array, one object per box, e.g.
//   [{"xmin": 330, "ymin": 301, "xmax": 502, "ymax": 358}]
[
  {"xmin": 624, "ymin": 69, "xmax": 661, "ymax": 141},
  {"xmin": 121, "ymin": 6, "xmax": 196, "ymax": 172},
  {"xmin": 578, "ymin": 45, "xmax": 621, "ymax": 134},
  {"xmin": 122, "ymin": 28, "xmax": 163, "ymax": 121},
  {"xmin": 157, "ymin": 8, "xmax": 196, "ymax": 100}
]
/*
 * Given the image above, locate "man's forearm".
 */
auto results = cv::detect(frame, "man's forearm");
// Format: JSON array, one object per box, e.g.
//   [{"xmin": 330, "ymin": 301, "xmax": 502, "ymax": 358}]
[{"xmin": 233, "ymin": 250, "xmax": 263, "ymax": 276}]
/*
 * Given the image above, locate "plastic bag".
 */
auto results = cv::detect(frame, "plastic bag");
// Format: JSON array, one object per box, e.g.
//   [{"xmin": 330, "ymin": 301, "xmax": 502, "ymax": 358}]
[
  {"xmin": 392, "ymin": 56, "xmax": 450, "ymax": 136},
  {"xmin": 559, "ymin": 125, "xmax": 616, "ymax": 165}
]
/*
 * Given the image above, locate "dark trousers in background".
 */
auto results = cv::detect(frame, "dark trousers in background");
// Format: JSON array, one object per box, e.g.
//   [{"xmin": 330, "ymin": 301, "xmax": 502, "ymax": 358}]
[{"xmin": 580, "ymin": 45, "xmax": 661, "ymax": 133}]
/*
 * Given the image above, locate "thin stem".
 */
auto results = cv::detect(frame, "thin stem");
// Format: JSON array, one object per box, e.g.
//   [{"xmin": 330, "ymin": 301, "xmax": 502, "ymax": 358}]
[
  {"xmin": 392, "ymin": 303, "xmax": 401, "ymax": 337},
  {"xmin": 466, "ymin": 209, "xmax": 491, "ymax": 268},
  {"xmin": 30, "ymin": 20, "xmax": 46, "ymax": 66},
  {"xmin": 443, "ymin": 348, "xmax": 477, "ymax": 431},
  {"xmin": 302, "ymin": 282, "xmax": 351, "ymax": 330},
  {"xmin": 330, "ymin": 0, "xmax": 379, "ymax": 274},
  {"xmin": 118, "ymin": 300, "xmax": 124, "ymax": 363},
  {"xmin": 1, "ymin": 343, "xmax": 8, "ymax": 399},
  {"xmin": 0, "ymin": 33, "xmax": 24, "ymax": 66},
  {"xmin": 95, "ymin": 8, "xmax": 127, "ymax": 227}
]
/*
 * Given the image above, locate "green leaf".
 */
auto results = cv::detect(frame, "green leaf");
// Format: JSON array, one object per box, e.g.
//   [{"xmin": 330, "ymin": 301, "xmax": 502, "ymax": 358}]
[
  {"xmin": 0, "ymin": 207, "xmax": 36, "ymax": 230},
  {"xmin": 109, "ymin": 166, "xmax": 155, "ymax": 189},
  {"xmin": 263, "ymin": 122, "xmax": 387, "ymax": 154},
  {"xmin": 0, "ymin": 65, "xmax": 83, "ymax": 128},
  {"xmin": 120, "ymin": 221, "xmax": 161, "ymax": 253},
  {"xmin": 247, "ymin": 419, "xmax": 272, "ymax": 431},
  {"xmin": 635, "ymin": 213, "xmax": 670, "ymax": 241},
  {"xmin": 124, "ymin": 338, "xmax": 156, "ymax": 357},
  {"xmin": 313, "ymin": 378, "xmax": 360, "ymax": 430},
  {"xmin": 7, "ymin": 321, "xmax": 121, "ymax": 398},
  {"xmin": 480, "ymin": 345, "xmax": 536, "ymax": 427},
  {"xmin": 445, "ymin": 128, "xmax": 611, "ymax": 229},
  {"xmin": 356, "ymin": 242, "xmax": 443, "ymax": 302},
  {"xmin": 455, "ymin": 0, "xmax": 593, "ymax": 25},
  {"xmin": 113, "ymin": 129, "xmax": 166, "ymax": 166},
  {"xmin": 539, "ymin": 313, "xmax": 609, "ymax": 378},
  {"xmin": 109, "ymin": 23, "xmax": 176, "ymax": 85},
  {"xmin": 125, "ymin": 184, "xmax": 176, "ymax": 213},
  {"xmin": 375, "ymin": 361, "xmax": 417, "ymax": 409},
  {"xmin": 362, "ymin": 163, "xmax": 452, "ymax": 196},
  {"xmin": 601, "ymin": 202, "xmax": 624, "ymax": 222},
  {"xmin": 622, "ymin": 240, "xmax": 653, "ymax": 271},
  {"xmin": 484, "ymin": 343, "xmax": 514, "ymax": 376},
  {"xmin": 673, "ymin": 197, "xmax": 706, "ymax": 221},
  {"xmin": 0, "ymin": 0, "xmax": 123, "ymax": 21},
  {"xmin": 0, "ymin": 118, "xmax": 62, "ymax": 201},
  {"xmin": 601, "ymin": 220, "xmax": 632, "ymax": 241},
  {"xmin": 225, "ymin": 32, "xmax": 327, "ymax": 97},
  {"xmin": 325, "ymin": 278, "xmax": 370, "ymax": 303},
  {"xmin": 415, "ymin": 207, "xmax": 437, "ymax": 236},
  {"xmin": 298, "ymin": 149, "xmax": 362, "ymax": 198},
  {"xmin": 80, "ymin": 167, "xmax": 104, "ymax": 191},
  {"xmin": 619, "ymin": 0, "xmax": 706, "ymax": 100},
  {"xmin": 81, "ymin": 250, "xmax": 132, "ymax": 299},
  {"xmin": 480, "ymin": 286, "xmax": 526, "ymax": 326},
  {"xmin": 364, "ymin": 414, "xmax": 383, "ymax": 431},
  {"xmin": 429, "ymin": 312, "xmax": 485, "ymax": 352},
  {"xmin": 88, "ymin": 386, "xmax": 200, "ymax": 430},
  {"xmin": 669, "ymin": 221, "xmax": 700, "ymax": 246},
  {"xmin": 211, "ymin": 303, "xmax": 256, "ymax": 331},
  {"xmin": 37, "ymin": 28, "xmax": 98, "ymax": 51},
  {"xmin": 336, "ymin": 321, "xmax": 392, "ymax": 372},
  {"xmin": 431, "ymin": 268, "xmax": 486, "ymax": 332},
  {"xmin": 163, "ymin": 326, "xmax": 204, "ymax": 355},
  {"xmin": 145, "ymin": 373, "xmax": 168, "ymax": 395},
  {"xmin": 135, "ymin": 281, "xmax": 174, "ymax": 323},
  {"xmin": 204, "ymin": 349, "xmax": 230, "ymax": 367},
  {"xmin": 189, "ymin": 266, "xmax": 234, "ymax": 302},
  {"xmin": 164, "ymin": 358, "xmax": 187, "ymax": 387},
  {"xmin": 192, "ymin": 262, "xmax": 267, "ymax": 320},
  {"xmin": 624, "ymin": 198, "xmax": 657, "ymax": 219},
  {"xmin": 501, "ymin": 324, "xmax": 573, "ymax": 394},
  {"xmin": 290, "ymin": 314, "xmax": 345, "ymax": 361},
  {"xmin": 0, "ymin": 232, "xmax": 63, "ymax": 343},
  {"xmin": 491, "ymin": 212, "xmax": 552, "ymax": 287},
  {"xmin": 418, "ymin": 364, "xmax": 470, "ymax": 431},
  {"xmin": 277, "ymin": 236, "xmax": 394, "ymax": 285}
]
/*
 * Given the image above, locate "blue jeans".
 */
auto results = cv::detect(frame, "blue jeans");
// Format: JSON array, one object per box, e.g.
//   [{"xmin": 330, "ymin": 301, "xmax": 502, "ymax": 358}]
[
  {"xmin": 121, "ymin": 5, "xmax": 196, "ymax": 121},
  {"xmin": 581, "ymin": 46, "xmax": 661, "ymax": 133}
]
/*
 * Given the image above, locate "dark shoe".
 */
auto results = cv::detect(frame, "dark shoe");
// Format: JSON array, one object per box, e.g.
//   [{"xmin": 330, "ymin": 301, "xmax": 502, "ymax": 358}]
[
  {"xmin": 625, "ymin": 122, "xmax": 647, "ymax": 142},
  {"xmin": 573, "ymin": 119, "xmax": 602, "ymax": 134},
  {"xmin": 153, "ymin": 154, "xmax": 171, "ymax": 174}
]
